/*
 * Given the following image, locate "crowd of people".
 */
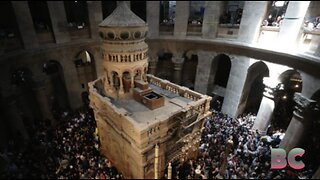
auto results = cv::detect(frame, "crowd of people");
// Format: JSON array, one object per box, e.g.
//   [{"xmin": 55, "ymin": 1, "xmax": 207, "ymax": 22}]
[
  {"xmin": 0, "ymin": 106, "xmax": 122, "ymax": 179},
  {"xmin": 168, "ymin": 110, "xmax": 316, "ymax": 179},
  {"xmin": 1, "ymin": 102, "xmax": 318, "ymax": 179}
]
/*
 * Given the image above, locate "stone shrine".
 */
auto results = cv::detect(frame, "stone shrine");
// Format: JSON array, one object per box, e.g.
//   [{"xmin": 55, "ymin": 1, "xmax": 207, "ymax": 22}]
[{"xmin": 89, "ymin": 2, "xmax": 212, "ymax": 178}]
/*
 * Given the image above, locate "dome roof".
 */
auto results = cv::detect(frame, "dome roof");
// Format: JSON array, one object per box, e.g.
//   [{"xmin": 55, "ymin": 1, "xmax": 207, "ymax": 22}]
[{"xmin": 99, "ymin": 1, "xmax": 146, "ymax": 27}]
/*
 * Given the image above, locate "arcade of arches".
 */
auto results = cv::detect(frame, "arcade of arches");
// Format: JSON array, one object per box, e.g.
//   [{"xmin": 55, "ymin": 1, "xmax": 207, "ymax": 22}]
[{"xmin": 0, "ymin": 1, "xmax": 320, "ymax": 179}]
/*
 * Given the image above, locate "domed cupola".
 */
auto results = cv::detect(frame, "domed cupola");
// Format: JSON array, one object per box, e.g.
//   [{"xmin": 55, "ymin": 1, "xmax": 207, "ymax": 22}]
[{"xmin": 99, "ymin": 1, "xmax": 149, "ymax": 98}]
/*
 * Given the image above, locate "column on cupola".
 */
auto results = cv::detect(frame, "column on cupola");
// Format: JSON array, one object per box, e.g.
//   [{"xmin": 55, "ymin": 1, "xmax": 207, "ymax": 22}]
[
  {"xmin": 11, "ymin": 1, "xmax": 39, "ymax": 49},
  {"xmin": 277, "ymin": 1, "xmax": 310, "ymax": 48},
  {"xmin": 118, "ymin": 73, "xmax": 124, "ymax": 94},
  {"xmin": 202, "ymin": 1, "xmax": 224, "ymax": 39},
  {"xmin": 252, "ymin": 78, "xmax": 280, "ymax": 135},
  {"xmin": 174, "ymin": 1, "xmax": 189, "ymax": 38},
  {"xmin": 87, "ymin": 1, "xmax": 103, "ymax": 40},
  {"xmin": 47, "ymin": 1, "xmax": 71, "ymax": 43},
  {"xmin": 146, "ymin": 1, "xmax": 160, "ymax": 38},
  {"xmin": 172, "ymin": 54, "xmax": 185, "ymax": 85},
  {"xmin": 237, "ymin": 1, "xmax": 269, "ymax": 44},
  {"xmin": 280, "ymin": 93, "xmax": 319, "ymax": 153}
]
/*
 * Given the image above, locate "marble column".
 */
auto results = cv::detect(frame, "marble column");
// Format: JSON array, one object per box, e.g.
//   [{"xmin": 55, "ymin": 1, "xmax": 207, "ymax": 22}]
[
  {"xmin": 11, "ymin": 1, "xmax": 39, "ymax": 49},
  {"xmin": 202, "ymin": 1, "xmax": 224, "ymax": 39},
  {"xmin": 172, "ymin": 56, "xmax": 184, "ymax": 85},
  {"xmin": 47, "ymin": 1, "xmax": 70, "ymax": 43},
  {"xmin": 277, "ymin": 1, "xmax": 310, "ymax": 48},
  {"xmin": 252, "ymin": 78, "xmax": 279, "ymax": 135},
  {"xmin": 194, "ymin": 51, "xmax": 215, "ymax": 94},
  {"xmin": 237, "ymin": 1, "xmax": 269, "ymax": 44},
  {"xmin": 33, "ymin": 80, "xmax": 54, "ymax": 125},
  {"xmin": 147, "ymin": 1, "xmax": 160, "ymax": 38},
  {"xmin": 174, "ymin": 1, "xmax": 189, "ymax": 38},
  {"xmin": 280, "ymin": 93, "xmax": 319, "ymax": 153},
  {"xmin": 87, "ymin": 1, "xmax": 103, "ymax": 40}
]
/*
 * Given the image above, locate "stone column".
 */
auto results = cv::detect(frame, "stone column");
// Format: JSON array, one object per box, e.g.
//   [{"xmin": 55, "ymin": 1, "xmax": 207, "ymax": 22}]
[
  {"xmin": 87, "ymin": 1, "xmax": 103, "ymax": 40},
  {"xmin": 6, "ymin": 99, "xmax": 29, "ymax": 142},
  {"xmin": 202, "ymin": 1, "xmax": 224, "ymax": 39},
  {"xmin": 237, "ymin": 1, "xmax": 269, "ymax": 44},
  {"xmin": 11, "ymin": 1, "xmax": 39, "ymax": 49},
  {"xmin": 313, "ymin": 166, "xmax": 320, "ymax": 179},
  {"xmin": 174, "ymin": 1, "xmax": 189, "ymax": 38},
  {"xmin": 252, "ymin": 78, "xmax": 279, "ymax": 135},
  {"xmin": 33, "ymin": 80, "xmax": 54, "ymax": 125},
  {"xmin": 47, "ymin": 1, "xmax": 70, "ymax": 43},
  {"xmin": 277, "ymin": 1, "xmax": 310, "ymax": 48},
  {"xmin": 172, "ymin": 55, "xmax": 184, "ymax": 85},
  {"xmin": 280, "ymin": 93, "xmax": 319, "ymax": 153},
  {"xmin": 194, "ymin": 51, "xmax": 215, "ymax": 94},
  {"xmin": 147, "ymin": 1, "xmax": 160, "ymax": 38},
  {"xmin": 221, "ymin": 56, "xmax": 249, "ymax": 117}
]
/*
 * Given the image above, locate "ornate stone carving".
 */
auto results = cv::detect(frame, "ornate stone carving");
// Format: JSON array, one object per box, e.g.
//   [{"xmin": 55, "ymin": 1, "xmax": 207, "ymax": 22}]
[{"xmin": 293, "ymin": 93, "xmax": 320, "ymax": 118}]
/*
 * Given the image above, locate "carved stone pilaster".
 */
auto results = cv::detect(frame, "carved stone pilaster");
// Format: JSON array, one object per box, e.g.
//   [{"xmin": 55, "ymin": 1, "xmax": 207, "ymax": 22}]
[{"xmin": 293, "ymin": 93, "xmax": 320, "ymax": 119}]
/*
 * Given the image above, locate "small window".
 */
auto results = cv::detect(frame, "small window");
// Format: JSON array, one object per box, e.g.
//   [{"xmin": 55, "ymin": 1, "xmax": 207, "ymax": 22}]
[{"xmin": 120, "ymin": 31, "xmax": 129, "ymax": 40}]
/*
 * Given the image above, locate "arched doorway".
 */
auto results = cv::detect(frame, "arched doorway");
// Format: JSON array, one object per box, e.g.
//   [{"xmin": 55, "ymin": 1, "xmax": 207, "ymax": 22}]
[
  {"xmin": 182, "ymin": 54, "xmax": 198, "ymax": 90},
  {"xmin": 11, "ymin": 67, "xmax": 40, "ymax": 132},
  {"xmin": 74, "ymin": 50, "xmax": 97, "ymax": 92},
  {"xmin": 236, "ymin": 61, "xmax": 269, "ymax": 117},
  {"xmin": 43, "ymin": 60, "xmax": 69, "ymax": 117},
  {"xmin": 207, "ymin": 54, "xmax": 231, "ymax": 111},
  {"xmin": 156, "ymin": 52, "xmax": 174, "ymax": 81},
  {"xmin": 272, "ymin": 69, "xmax": 302, "ymax": 130}
]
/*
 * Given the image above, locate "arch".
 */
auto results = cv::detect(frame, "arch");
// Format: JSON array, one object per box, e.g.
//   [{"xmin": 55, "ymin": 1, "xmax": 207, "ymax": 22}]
[
  {"xmin": 236, "ymin": 61, "xmax": 270, "ymax": 117},
  {"xmin": 271, "ymin": 69, "xmax": 303, "ymax": 130},
  {"xmin": 112, "ymin": 71, "xmax": 120, "ymax": 90},
  {"xmin": 156, "ymin": 52, "xmax": 174, "ymax": 81},
  {"xmin": 74, "ymin": 50, "xmax": 97, "ymax": 91},
  {"xmin": 182, "ymin": 54, "xmax": 198, "ymax": 90},
  {"xmin": 11, "ymin": 67, "xmax": 34, "ymax": 86},
  {"xmin": 207, "ymin": 54, "xmax": 232, "ymax": 111},
  {"xmin": 11, "ymin": 67, "xmax": 40, "ymax": 130},
  {"xmin": 278, "ymin": 69, "xmax": 303, "ymax": 93},
  {"xmin": 43, "ymin": 60, "xmax": 70, "ymax": 111}
]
